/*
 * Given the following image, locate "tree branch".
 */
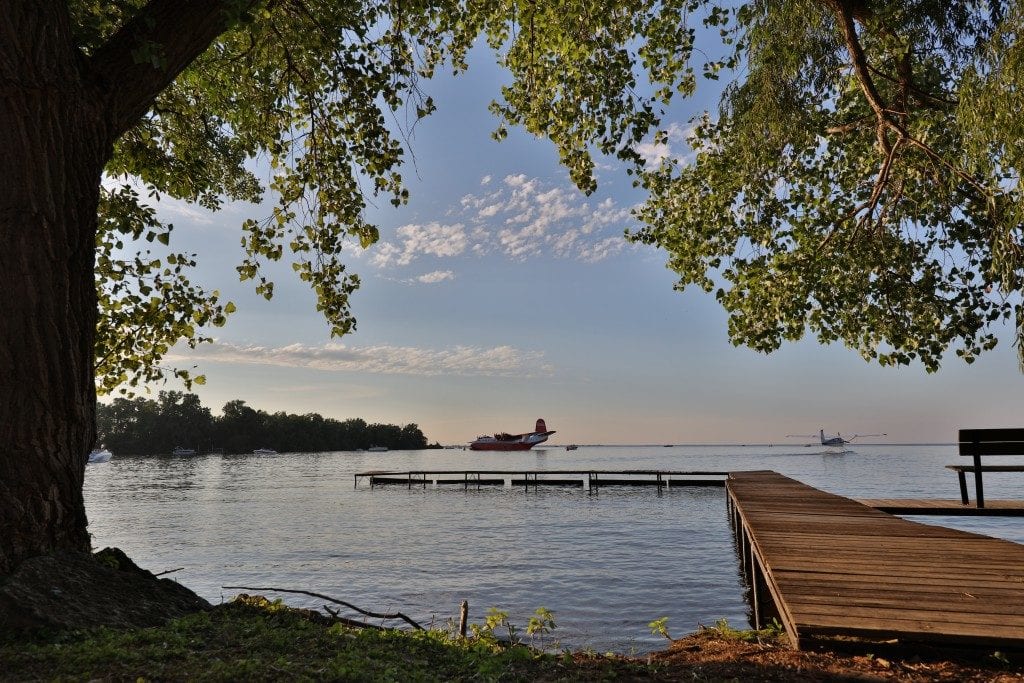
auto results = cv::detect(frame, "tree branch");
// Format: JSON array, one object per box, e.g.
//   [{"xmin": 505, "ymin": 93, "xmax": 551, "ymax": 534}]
[
  {"xmin": 824, "ymin": 1, "xmax": 993, "ymax": 215},
  {"xmin": 827, "ymin": 0, "xmax": 892, "ymax": 155},
  {"xmin": 825, "ymin": 116, "xmax": 872, "ymax": 136},
  {"xmin": 857, "ymin": 135, "xmax": 903, "ymax": 232},
  {"xmin": 903, "ymin": 135, "xmax": 990, "ymax": 199},
  {"xmin": 223, "ymin": 585, "xmax": 425, "ymax": 630},
  {"xmin": 866, "ymin": 64, "xmax": 956, "ymax": 110},
  {"xmin": 88, "ymin": 0, "xmax": 260, "ymax": 140}
]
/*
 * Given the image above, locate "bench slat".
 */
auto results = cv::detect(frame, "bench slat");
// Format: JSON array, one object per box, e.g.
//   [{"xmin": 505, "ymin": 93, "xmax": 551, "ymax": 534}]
[
  {"xmin": 959, "ymin": 427, "xmax": 1024, "ymax": 442},
  {"xmin": 958, "ymin": 441, "xmax": 1024, "ymax": 456},
  {"xmin": 959, "ymin": 428, "xmax": 1024, "ymax": 456}
]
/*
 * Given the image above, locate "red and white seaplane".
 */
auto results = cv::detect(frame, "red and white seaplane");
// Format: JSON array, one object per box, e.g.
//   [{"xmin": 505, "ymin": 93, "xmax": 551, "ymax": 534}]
[{"xmin": 469, "ymin": 418, "xmax": 555, "ymax": 451}]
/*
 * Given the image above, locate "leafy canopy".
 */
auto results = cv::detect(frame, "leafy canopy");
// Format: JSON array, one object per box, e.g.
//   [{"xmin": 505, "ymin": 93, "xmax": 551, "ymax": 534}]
[
  {"xmin": 85, "ymin": 0, "xmax": 447, "ymax": 392},
  {"xmin": 86, "ymin": 1, "xmax": 1024, "ymax": 394},
  {"xmin": 476, "ymin": 0, "xmax": 1024, "ymax": 371}
]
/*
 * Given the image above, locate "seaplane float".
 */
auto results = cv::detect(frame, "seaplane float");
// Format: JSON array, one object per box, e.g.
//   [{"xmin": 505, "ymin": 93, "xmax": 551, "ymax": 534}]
[{"xmin": 470, "ymin": 418, "xmax": 555, "ymax": 451}]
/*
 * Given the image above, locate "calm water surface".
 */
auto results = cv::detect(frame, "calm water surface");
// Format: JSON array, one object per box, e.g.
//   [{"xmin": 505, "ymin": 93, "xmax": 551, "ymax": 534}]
[{"xmin": 83, "ymin": 445, "xmax": 1024, "ymax": 653}]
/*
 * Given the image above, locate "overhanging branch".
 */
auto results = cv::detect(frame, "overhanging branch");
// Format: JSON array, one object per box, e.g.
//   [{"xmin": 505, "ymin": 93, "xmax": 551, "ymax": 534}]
[{"xmin": 88, "ymin": 0, "xmax": 261, "ymax": 140}]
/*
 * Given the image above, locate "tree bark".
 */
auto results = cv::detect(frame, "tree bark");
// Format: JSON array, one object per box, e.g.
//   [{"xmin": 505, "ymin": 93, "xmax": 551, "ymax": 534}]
[
  {"xmin": 0, "ymin": 0, "xmax": 254, "ymax": 575},
  {"xmin": 0, "ymin": 1, "xmax": 110, "ymax": 574}
]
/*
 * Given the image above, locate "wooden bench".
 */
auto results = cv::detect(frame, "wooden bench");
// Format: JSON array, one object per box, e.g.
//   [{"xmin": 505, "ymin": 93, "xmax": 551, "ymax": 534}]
[{"xmin": 947, "ymin": 428, "xmax": 1024, "ymax": 507}]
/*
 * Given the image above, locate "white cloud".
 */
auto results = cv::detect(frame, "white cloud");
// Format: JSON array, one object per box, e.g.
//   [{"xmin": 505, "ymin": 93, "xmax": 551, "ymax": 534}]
[
  {"xmin": 417, "ymin": 270, "xmax": 455, "ymax": 284},
  {"xmin": 635, "ymin": 141, "xmax": 672, "ymax": 169},
  {"xmin": 634, "ymin": 122, "xmax": 698, "ymax": 169},
  {"xmin": 369, "ymin": 241, "xmax": 402, "ymax": 268},
  {"xmin": 375, "ymin": 174, "xmax": 638, "ymax": 270},
  {"xmin": 172, "ymin": 341, "xmax": 553, "ymax": 377},
  {"xmin": 505, "ymin": 173, "xmax": 530, "ymax": 188},
  {"xmin": 478, "ymin": 203, "xmax": 501, "ymax": 218},
  {"xmin": 397, "ymin": 222, "xmax": 467, "ymax": 261},
  {"xmin": 370, "ymin": 222, "xmax": 467, "ymax": 267},
  {"xmin": 481, "ymin": 176, "xmax": 633, "ymax": 261},
  {"xmin": 578, "ymin": 236, "xmax": 625, "ymax": 263},
  {"xmin": 101, "ymin": 175, "xmax": 218, "ymax": 225}
]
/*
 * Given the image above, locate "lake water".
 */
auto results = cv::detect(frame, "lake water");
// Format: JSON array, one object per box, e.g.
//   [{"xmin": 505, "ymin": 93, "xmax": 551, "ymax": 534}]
[{"xmin": 83, "ymin": 444, "xmax": 1024, "ymax": 653}]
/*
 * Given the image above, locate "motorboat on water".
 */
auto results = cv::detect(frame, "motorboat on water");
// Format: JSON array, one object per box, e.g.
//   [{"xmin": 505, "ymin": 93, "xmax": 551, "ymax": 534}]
[
  {"xmin": 253, "ymin": 448, "xmax": 277, "ymax": 455},
  {"xmin": 88, "ymin": 447, "xmax": 113, "ymax": 463},
  {"xmin": 565, "ymin": 444, "xmax": 578, "ymax": 451},
  {"xmin": 367, "ymin": 445, "xmax": 388, "ymax": 452},
  {"xmin": 470, "ymin": 419, "xmax": 555, "ymax": 451},
  {"xmin": 172, "ymin": 446, "xmax": 196, "ymax": 456}
]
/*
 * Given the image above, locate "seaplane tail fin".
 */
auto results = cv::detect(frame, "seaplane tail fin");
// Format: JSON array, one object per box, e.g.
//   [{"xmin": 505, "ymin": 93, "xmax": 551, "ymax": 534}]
[{"xmin": 536, "ymin": 418, "xmax": 547, "ymax": 433}]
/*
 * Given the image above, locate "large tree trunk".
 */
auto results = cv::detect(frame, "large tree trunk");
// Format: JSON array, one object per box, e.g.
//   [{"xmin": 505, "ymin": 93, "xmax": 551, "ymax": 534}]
[
  {"xmin": 0, "ymin": 1, "xmax": 109, "ymax": 574},
  {"xmin": 0, "ymin": 0, "xmax": 246, "ymax": 576}
]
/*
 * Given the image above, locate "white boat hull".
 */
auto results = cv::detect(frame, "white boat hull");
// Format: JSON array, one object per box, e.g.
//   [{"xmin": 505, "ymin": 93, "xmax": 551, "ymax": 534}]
[{"xmin": 88, "ymin": 448, "xmax": 113, "ymax": 463}]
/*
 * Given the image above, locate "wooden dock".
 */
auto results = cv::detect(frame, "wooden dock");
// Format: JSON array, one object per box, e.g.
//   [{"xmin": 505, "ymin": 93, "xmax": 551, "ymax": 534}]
[
  {"xmin": 728, "ymin": 471, "xmax": 1024, "ymax": 649},
  {"xmin": 859, "ymin": 498, "xmax": 1024, "ymax": 516},
  {"xmin": 354, "ymin": 469, "xmax": 727, "ymax": 491}
]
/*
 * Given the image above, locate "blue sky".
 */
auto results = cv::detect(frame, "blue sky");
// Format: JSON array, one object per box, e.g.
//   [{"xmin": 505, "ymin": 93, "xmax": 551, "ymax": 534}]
[{"xmin": 138, "ymin": 45, "xmax": 1024, "ymax": 446}]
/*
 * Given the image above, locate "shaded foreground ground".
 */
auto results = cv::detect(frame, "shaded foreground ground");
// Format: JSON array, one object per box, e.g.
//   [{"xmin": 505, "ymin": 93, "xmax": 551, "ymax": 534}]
[{"xmin": 2, "ymin": 599, "xmax": 1022, "ymax": 681}]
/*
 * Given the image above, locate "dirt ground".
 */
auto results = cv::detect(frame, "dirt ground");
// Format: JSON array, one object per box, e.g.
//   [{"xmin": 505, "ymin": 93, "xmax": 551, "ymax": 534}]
[{"xmin": 641, "ymin": 628, "xmax": 1024, "ymax": 682}]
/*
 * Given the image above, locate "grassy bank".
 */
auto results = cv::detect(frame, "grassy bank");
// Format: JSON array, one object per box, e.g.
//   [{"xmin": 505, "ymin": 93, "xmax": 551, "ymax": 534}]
[
  {"xmin": 0, "ymin": 598, "xmax": 650, "ymax": 681},
  {"xmin": 3, "ymin": 598, "xmax": 1021, "ymax": 681}
]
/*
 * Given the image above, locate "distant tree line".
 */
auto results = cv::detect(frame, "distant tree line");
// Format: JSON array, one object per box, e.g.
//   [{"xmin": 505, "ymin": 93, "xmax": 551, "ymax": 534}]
[{"xmin": 96, "ymin": 392, "xmax": 431, "ymax": 455}]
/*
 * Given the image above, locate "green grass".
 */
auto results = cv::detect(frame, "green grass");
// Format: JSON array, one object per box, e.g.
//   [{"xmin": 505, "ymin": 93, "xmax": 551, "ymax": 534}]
[
  {"xmin": 0, "ymin": 599, "xmax": 651, "ymax": 681},
  {"xmin": 703, "ymin": 618, "xmax": 787, "ymax": 643}
]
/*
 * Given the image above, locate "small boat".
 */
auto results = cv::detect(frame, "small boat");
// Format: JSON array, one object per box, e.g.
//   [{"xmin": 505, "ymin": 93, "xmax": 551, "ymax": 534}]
[
  {"xmin": 367, "ymin": 446, "xmax": 388, "ymax": 452},
  {"xmin": 171, "ymin": 446, "xmax": 196, "ymax": 456},
  {"xmin": 565, "ymin": 444, "xmax": 579, "ymax": 451},
  {"xmin": 470, "ymin": 419, "xmax": 555, "ymax": 451},
  {"xmin": 88, "ymin": 447, "xmax": 113, "ymax": 463},
  {"xmin": 253, "ymin": 448, "xmax": 277, "ymax": 455}
]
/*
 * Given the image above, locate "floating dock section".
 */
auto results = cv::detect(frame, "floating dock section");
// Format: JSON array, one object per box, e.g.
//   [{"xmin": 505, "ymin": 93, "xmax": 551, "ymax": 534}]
[
  {"xmin": 354, "ymin": 469, "xmax": 727, "ymax": 491},
  {"xmin": 727, "ymin": 471, "xmax": 1024, "ymax": 649}
]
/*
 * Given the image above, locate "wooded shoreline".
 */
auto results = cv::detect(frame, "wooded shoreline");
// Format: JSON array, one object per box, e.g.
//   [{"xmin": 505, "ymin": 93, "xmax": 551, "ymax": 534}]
[{"xmin": 97, "ymin": 391, "xmax": 432, "ymax": 456}]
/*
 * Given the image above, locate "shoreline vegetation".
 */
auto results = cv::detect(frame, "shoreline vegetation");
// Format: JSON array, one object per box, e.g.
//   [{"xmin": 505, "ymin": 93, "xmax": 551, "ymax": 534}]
[
  {"xmin": 97, "ymin": 391, "xmax": 435, "ymax": 456},
  {"xmin": 4, "ymin": 596, "xmax": 1022, "ymax": 681},
  {"xmin": 1, "ymin": 550, "xmax": 1020, "ymax": 682}
]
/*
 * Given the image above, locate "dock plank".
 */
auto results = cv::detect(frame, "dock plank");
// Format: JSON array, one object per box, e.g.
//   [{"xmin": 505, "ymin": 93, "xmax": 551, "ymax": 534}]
[
  {"xmin": 858, "ymin": 498, "xmax": 1024, "ymax": 516},
  {"xmin": 727, "ymin": 471, "xmax": 1024, "ymax": 649}
]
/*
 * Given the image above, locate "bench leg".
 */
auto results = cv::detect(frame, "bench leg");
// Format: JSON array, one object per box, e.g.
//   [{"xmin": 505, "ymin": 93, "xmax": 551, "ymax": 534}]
[
  {"xmin": 973, "ymin": 455, "xmax": 985, "ymax": 508},
  {"xmin": 957, "ymin": 471, "xmax": 968, "ymax": 505}
]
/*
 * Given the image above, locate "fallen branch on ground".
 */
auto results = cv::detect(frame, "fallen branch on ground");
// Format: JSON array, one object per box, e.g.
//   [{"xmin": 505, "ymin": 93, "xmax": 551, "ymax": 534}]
[
  {"xmin": 154, "ymin": 567, "xmax": 184, "ymax": 577},
  {"xmin": 222, "ymin": 585, "xmax": 424, "ymax": 630}
]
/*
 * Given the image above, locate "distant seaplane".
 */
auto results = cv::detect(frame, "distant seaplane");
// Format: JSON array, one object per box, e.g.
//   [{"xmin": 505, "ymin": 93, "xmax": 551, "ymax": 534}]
[{"xmin": 786, "ymin": 429, "xmax": 887, "ymax": 446}]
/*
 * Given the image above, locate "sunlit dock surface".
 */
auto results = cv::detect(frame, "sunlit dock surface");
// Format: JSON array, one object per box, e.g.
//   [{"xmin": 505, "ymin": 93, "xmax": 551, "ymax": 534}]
[
  {"xmin": 728, "ymin": 471, "xmax": 1024, "ymax": 650},
  {"xmin": 354, "ymin": 469, "xmax": 727, "ymax": 490}
]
